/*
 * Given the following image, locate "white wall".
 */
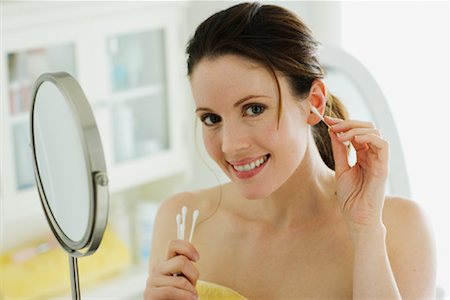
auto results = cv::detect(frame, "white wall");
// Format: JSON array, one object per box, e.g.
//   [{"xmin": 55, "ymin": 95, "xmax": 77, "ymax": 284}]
[{"xmin": 340, "ymin": 2, "xmax": 449, "ymax": 296}]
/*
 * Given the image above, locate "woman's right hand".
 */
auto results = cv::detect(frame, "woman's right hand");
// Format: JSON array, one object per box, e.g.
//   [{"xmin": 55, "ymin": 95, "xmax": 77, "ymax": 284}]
[{"xmin": 144, "ymin": 239, "xmax": 200, "ymax": 300}]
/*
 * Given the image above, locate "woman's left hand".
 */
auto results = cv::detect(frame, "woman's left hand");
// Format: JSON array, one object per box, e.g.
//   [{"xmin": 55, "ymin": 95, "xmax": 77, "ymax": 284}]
[{"xmin": 324, "ymin": 116, "xmax": 389, "ymax": 235}]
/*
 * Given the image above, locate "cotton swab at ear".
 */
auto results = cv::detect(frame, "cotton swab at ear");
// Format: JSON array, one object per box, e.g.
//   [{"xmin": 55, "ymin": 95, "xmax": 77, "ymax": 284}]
[
  {"xmin": 311, "ymin": 106, "xmax": 349, "ymax": 145},
  {"xmin": 310, "ymin": 106, "xmax": 331, "ymax": 129},
  {"xmin": 188, "ymin": 209, "xmax": 200, "ymax": 243}
]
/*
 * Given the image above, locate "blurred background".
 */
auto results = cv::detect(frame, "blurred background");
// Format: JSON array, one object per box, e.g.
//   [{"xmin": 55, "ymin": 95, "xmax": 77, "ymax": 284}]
[{"xmin": 1, "ymin": 1, "xmax": 448, "ymax": 299}]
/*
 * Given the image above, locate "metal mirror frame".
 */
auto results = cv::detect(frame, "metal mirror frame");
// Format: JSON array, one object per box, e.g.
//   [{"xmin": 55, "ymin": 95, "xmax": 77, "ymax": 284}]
[{"xmin": 29, "ymin": 72, "xmax": 109, "ymax": 256}]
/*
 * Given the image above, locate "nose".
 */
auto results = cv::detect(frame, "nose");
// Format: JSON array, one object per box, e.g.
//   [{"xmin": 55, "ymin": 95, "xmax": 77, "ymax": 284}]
[{"xmin": 221, "ymin": 121, "xmax": 251, "ymax": 155}]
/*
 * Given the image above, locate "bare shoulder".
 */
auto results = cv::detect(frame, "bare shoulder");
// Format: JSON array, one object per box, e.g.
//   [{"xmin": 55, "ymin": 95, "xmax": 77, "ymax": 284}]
[
  {"xmin": 383, "ymin": 195, "xmax": 435, "ymax": 251},
  {"xmin": 148, "ymin": 186, "xmax": 222, "ymax": 269},
  {"xmin": 382, "ymin": 196, "xmax": 434, "ymax": 240},
  {"xmin": 382, "ymin": 196, "xmax": 437, "ymax": 298}
]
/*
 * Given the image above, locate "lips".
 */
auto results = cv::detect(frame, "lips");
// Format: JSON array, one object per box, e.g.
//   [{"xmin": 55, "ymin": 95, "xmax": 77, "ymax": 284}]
[{"xmin": 228, "ymin": 154, "xmax": 270, "ymax": 179}]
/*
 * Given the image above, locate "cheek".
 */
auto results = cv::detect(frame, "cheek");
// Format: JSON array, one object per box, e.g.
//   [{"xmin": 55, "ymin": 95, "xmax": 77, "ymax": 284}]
[
  {"xmin": 254, "ymin": 119, "xmax": 304, "ymax": 153},
  {"xmin": 274, "ymin": 117, "xmax": 309, "ymax": 157},
  {"xmin": 261, "ymin": 125, "xmax": 278, "ymax": 145},
  {"xmin": 202, "ymin": 130, "xmax": 221, "ymax": 159}
]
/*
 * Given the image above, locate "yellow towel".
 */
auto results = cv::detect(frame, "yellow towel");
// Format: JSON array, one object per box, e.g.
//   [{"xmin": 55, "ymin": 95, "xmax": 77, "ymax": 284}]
[
  {"xmin": 196, "ymin": 280, "xmax": 248, "ymax": 300},
  {"xmin": 0, "ymin": 227, "xmax": 131, "ymax": 299}
]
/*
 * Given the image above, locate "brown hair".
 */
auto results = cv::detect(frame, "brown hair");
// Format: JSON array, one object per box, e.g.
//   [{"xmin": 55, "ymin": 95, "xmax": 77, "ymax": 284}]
[{"xmin": 186, "ymin": 2, "xmax": 348, "ymax": 170}]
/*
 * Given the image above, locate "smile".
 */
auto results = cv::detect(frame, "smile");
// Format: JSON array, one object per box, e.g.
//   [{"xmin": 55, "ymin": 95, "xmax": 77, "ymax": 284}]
[
  {"xmin": 228, "ymin": 154, "xmax": 270, "ymax": 179},
  {"xmin": 231, "ymin": 154, "xmax": 269, "ymax": 172}
]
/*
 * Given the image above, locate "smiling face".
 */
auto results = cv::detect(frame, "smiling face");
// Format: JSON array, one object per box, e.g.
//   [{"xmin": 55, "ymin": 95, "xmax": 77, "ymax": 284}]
[{"xmin": 190, "ymin": 55, "xmax": 312, "ymax": 200}]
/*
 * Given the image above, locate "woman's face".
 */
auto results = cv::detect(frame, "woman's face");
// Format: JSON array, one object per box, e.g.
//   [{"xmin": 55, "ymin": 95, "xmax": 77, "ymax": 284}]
[{"xmin": 190, "ymin": 55, "xmax": 311, "ymax": 199}]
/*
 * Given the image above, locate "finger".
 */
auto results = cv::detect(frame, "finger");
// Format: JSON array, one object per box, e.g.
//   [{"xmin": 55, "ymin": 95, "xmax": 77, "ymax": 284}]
[
  {"xmin": 323, "ymin": 115, "xmax": 343, "ymax": 127},
  {"xmin": 328, "ymin": 128, "xmax": 350, "ymax": 175},
  {"xmin": 158, "ymin": 255, "xmax": 200, "ymax": 285},
  {"xmin": 335, "ymin": 128, "xmax": 380, "ymax": 151},
  {"xmin": 144, "ymin": 286, "xmax": 198, "ymax": 300},
  {"xmin": 148, "ymin": 274, "xmax": 198, "ymax": 296},
  {"xmin": 165, "ymin": 240, "xmax": 200, "ymax": 262},
  {"xmin": 354, "ymin": 134, "xmax": 389, "ymax": 162},
  {"xmin": 354, "ymin": 140, "xmax": 370, "ymax": 152},
  {"xmin": 330, "ymin": 119, "xmax": 376, "ymax": 132},
  {"xmin": 336, "ymin": 128, "xmax": 380, "ymax": 141}
]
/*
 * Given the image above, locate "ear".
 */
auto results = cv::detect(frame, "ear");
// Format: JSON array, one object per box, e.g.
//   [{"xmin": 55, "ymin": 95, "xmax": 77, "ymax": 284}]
[{"xmin": 306, "ymin": 79, "xmax": 327, "ymax": 126}]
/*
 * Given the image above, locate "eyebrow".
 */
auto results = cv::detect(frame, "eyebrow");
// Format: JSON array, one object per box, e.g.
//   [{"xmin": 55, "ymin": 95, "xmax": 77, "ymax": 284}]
[{"xmin": 195, "ymin": 95, "xmax": 268, "ymax": 113}]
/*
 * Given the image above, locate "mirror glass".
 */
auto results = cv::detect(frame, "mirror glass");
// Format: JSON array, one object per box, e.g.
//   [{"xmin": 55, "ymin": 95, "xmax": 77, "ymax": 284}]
[{"xmin": 33, "ymin": 81, "xmax": 90, "ymax": 242}]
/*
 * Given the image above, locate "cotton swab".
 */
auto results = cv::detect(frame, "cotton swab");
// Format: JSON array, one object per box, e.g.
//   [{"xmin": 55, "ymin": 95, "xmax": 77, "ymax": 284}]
[
  {"xmin": 176, "ymin": 214, "xmax": 181, "ymax": 240},
  {"xmin": 180, "ymin": 206, "xmax": 187, "ymax": 240},
  {"xmin": 188, "ymin": 209, "xmax": 200, "ymax": 243},
  {"xmin": 311, "ymin": 106, "xmax": 349, "ymax": 145},
  {"xmin": 176, "ymin": 206, "xmax": 200, "ymax": 242},
  {"xmin": 174, "ymin": 212, "xmax": 183, "ymax": 277},
  {"xmin": 173, "ymin": 207, "xmax": 200, "ymax": 278},
  {"xmin": 182, "ymin": 206, "xmax": 187, "ymax": 223},
  {"xmin": 180, "ymin": 223, "xmax": 185, "ymax": 240},
  {"xmin": 310, "ymin": 106, "xmax": 332, "ymax": 129}
]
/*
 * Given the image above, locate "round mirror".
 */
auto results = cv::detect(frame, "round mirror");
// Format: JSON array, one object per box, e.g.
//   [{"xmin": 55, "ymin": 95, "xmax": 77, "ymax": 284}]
[{"xmin": 30, "ymin": 72, "xmax": 109, "ymax": 256}]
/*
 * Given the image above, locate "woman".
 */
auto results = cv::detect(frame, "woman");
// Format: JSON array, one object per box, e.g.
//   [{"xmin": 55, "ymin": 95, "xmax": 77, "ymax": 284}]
[{"xmin": 145, "ymin": 3, "xmax": 436, "ymax": 299}]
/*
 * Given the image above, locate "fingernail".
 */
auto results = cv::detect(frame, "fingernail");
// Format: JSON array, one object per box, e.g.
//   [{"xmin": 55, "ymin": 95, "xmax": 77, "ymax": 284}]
[
  {"xmin": 194, "ymin": 253, "xmax": 200, "ymax": 261},
  {"xmin": 192, "ymin": 295, "xmax": 198, "ymax": 300},
  {"xmin": 326, "ymin": 116, "xmax": 342, "ymax": 121}
]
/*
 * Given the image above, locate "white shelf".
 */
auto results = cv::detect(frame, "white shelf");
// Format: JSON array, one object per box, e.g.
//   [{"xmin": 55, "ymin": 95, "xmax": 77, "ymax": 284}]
[
  {"xmin": 10, "ymin": 111, "xmax": 29, "ymax": 125},
  {"xmin": 109, "ymin": 147, "xmax": 189, "ymax": 193},
  {"xmin": 95, "ymin": 85, "xmax": 164, "ymax": 108}
]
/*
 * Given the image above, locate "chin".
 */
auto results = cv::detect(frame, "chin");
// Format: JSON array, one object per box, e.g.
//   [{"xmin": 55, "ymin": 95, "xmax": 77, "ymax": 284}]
[{"xmin": 238, "ymin": 186, "xmax": 272, "ymax": 200}]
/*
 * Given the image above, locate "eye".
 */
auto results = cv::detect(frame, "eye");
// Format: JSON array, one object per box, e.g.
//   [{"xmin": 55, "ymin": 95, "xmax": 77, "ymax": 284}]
[
  {"xmin": 200, "ymin": 113, "xmax": 221, "ymax": 126},
  {"xmin": 244, "ymin": 103, "xmax": 266, "ymax": 117}
]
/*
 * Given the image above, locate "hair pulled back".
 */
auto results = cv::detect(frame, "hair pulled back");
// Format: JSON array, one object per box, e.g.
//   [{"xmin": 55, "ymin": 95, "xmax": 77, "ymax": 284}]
[{"xmin": 186, "ymin": 2, "xmax": 348, "ymax": 170}]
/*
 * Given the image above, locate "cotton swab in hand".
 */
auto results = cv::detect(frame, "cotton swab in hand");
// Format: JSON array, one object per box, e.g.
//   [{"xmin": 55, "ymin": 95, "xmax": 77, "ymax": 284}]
[
  {"xmin": 188, "ymin": 209, "xmax": 200, "ymax": 243},
  {"xmin": 180, "ymin": 223, "xmax": 185, "ymax": 240},
  {"xmin": 174, "ymin": 207, "xmax": 199, "ymax": 277},
  {"xmin": 180, "ymin": 206, "xmax": 187, "ymax": 240},
  {"xmin": 176, "ymin": 206, "xmax": 200, "ymax": 242},
  {"xmin": 176, "ymin": 214, "xmax": 182, "ymax": 240}
]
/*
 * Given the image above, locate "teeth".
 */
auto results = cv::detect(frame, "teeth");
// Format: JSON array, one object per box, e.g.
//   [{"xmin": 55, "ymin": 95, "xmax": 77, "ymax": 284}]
[
  {"xmin": 255, "ymin": 159, "xmax": 261, "ymax": 167},
  {"xmin": 232, "ymin": 155, "xmax": 268, "ymax": 172}
]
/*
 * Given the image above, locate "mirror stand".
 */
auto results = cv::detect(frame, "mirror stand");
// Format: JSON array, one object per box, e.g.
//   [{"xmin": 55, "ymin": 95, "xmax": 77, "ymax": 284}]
[{"xmin": 69, "ymin": 256, "xmax": 81, "ymax": 299}]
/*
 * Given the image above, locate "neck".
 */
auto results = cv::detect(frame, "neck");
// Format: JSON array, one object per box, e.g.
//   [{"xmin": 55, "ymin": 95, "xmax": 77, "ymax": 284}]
[{"xmin": 241, "ymin": 133, "xmax": 338, "ymax": 229}]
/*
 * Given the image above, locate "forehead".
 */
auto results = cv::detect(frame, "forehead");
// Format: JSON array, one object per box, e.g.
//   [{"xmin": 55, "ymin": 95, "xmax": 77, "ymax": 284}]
[{"xmin": 190, "ymin": 55, "xmax": 278, "ymax": 107}]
